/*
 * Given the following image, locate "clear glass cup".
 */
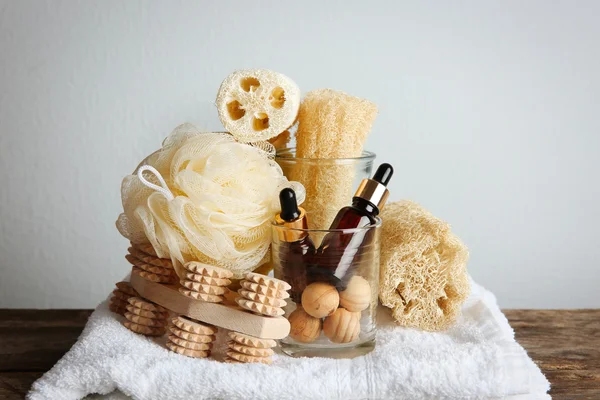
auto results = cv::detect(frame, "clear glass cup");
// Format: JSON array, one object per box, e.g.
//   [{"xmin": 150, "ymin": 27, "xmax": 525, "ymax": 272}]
[
  {"xmin": 272, "ymin": 219, "xmax": 381, "ymax": 358},
  {"xmin": 275, "ymin": 148, "xmax": 376, "ymax": 231}
]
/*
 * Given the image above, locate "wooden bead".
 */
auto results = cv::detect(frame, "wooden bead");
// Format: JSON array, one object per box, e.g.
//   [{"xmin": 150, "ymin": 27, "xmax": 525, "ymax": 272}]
[
  {"xmin": 288, "ymin": 307, "xmax": 322, "ymax": 343},
  {"xmin": 323, "ymin": 308, "xmax": 361, "ymax": 343},
  {"xmin": 301, "ymin": 282, "xmax": 339, "ymax": 318},
  {"xmin": 339, "ymin": 276, "xmax": 371, "ymax": 312}
]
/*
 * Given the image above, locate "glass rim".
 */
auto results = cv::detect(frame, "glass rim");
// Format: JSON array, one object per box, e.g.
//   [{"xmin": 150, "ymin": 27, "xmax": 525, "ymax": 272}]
[
  {"xmin": 271, "ymin": 216, "xmax": 382, "ymax": 233},
  {"xmin": 275, "ymin": 147, "xmax": 376, "ymax": 162}
]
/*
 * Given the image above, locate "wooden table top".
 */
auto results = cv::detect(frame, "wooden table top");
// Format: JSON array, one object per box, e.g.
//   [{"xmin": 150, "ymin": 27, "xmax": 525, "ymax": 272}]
[{"xmin": 0, "ymin": 309, "xmax": 598, "ymax": 399}]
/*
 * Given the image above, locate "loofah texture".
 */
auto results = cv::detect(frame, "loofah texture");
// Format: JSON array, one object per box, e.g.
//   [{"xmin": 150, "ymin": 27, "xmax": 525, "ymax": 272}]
[
  {"xmin": 116, "ymin": 123, "xmax": 305, "ymax": 279},
  {"xmin": 216, "ymin": 69, "xmax": 300, "ymax": 143},
  {"xmin": 379, "ymin": 200, "xmax": 470, "ymax": 331},
  {"xmin": 292, "ymin": 89, "xmax": 377, "ymax": 229}
]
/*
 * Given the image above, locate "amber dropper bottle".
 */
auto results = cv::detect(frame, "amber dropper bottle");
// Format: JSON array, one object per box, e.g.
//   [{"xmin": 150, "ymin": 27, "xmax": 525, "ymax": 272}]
[
  {"xmin": 274, "ymin": 188, "xmax": 316, "ymax": 302},
  {"xmin": 316, "ymin": 163, "xmax": 394, "ymax": 284}
]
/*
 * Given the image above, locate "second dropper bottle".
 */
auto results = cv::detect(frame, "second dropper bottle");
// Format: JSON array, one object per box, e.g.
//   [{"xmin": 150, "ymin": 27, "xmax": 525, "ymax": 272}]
[
  {"xmin": 274, "ymin": 188, "xmax": 316, "ymax": 303},
  {"xmin": 316, "ymin": 163, "xmax": 394, "ymax": 285}
]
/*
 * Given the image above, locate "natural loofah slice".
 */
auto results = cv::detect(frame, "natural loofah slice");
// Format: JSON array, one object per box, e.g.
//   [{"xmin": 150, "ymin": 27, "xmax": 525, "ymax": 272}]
[
  {"xmin": 379, "ymin": 200, "xmax": 470, "ymax": 332},
  {"xmin": 237, "ymin": 289, "xmax": 287, "ymax": 307},
  {"xmin": 166, "ymin": 341, "xmax": 210, "ymax": 358},
  {"xmin": 291, "ymin": 89, "xmax": 378, "ymax": 229},
  {"xmin": 126, "ymin": 255, "xmax": 173, "ymax": 276},
  {"xmin": 169, "ymin": 326, "xmax": 216, "ymax": 343},
  {"xmin": 171, "ymin": 316, "xmax": 217, "ymax": 335},
  {"xmin": 127, "ymin": 296, "xmax": 167, "ymax": 313},
  {"xmin": 235, "ymin": 298, "xmax": 285, "ymax": 317},
  {"xmin": 128, "ymin": 247, "xmax": 173, "ymax": 268},
  {"xmin": 184, "ymin": 262, "xmax": 234, "ymax": 279},
  {"xmin": 240, "ymin": 281, "xmax": 290, "ymax": 299},
  {"xmin": 180, "ymin": 280, "xmax": 227, "ymax": 295},
  {"xmin": 245, "ymin": 272, "xmax": 291, "ymax": 291},
  {"xmin": 126, "ymin": 305, "xmax": 168, "ymax": 320},
  {"xmin": 178, "ymin": 288, "xmax": 224, "ymax": 303},
  {"xmin": 216, "ymin": 69, "xmax": 300, "ymax": 143},
  {"xmin": 168, "ymin": 334, "xmax": 213, "ymax": 350},
  {"xmin": 226, "ymin": 350, "xmax": 272, "ymax": 364},
  {"xmin": 122, "ymin": 321, "xmax": 166, "ymax": 336},
  {"xmin": 115, "ymin": 281, "xmax": 138, "ymax": 296},
  {"xmin": 228, "ymin": 331, "xmax": 276, "ymax": 349},
  {"xmin": 124, "ymin": 312, "xmax": 167, "ymax": 328},
  {"xmin": 227, "ymin": 341, "xmax": 274, "ymax": 357},
  {"xmin": 184, "ymin": 272, "xmax": 231, "ymax": 287}
]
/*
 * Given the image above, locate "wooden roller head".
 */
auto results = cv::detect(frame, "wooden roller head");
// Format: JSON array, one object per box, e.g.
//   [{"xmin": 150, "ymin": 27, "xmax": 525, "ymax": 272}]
[{"xmin": 130, "ymin": 271, "xmax": 290, "ymax": 339}]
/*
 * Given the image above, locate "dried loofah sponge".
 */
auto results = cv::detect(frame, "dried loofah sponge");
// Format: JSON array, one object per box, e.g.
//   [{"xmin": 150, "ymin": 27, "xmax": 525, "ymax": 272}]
[
  {"xmin": 292, "ymin": 89, "xmax": 378, "ymax": 229},
  {"xmin": 379, "ymin": 200, "xmax": 470, "ymax": 331},
  {"xmin": 295, "ymin": 89, "xmax": 377, "ymax": 158},
  {"xmin": 216, "ymin": 69, "xmax": 300, "ymax": 143}
]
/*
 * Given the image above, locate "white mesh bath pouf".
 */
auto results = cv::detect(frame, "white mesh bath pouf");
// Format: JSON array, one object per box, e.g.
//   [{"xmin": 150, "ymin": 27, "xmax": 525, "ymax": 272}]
[{"xmin": 116, "ymin": 125, "xmax": 306, "ymax": 279}]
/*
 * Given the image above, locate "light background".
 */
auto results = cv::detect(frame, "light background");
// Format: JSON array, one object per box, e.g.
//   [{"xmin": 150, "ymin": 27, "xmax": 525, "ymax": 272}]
[{"xmin": 1, "ymin": 1, "xmax": 598, "ymax": 309}]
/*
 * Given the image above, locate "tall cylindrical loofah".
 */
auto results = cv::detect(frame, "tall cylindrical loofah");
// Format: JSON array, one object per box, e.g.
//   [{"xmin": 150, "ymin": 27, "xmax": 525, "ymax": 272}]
[
  {"xmin": 292, "ymin": 89, "xmax": 377, "ymax": 230},
  {"xmin": 379, "ymin": 200, "xmax": 470, "ymax": 331}
]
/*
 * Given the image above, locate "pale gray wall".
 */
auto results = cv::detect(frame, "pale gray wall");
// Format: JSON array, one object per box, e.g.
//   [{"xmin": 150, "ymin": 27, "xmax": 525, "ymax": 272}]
[{"xmin": 1, "ymin": 0, "xmax": 598, "ymax": 308}]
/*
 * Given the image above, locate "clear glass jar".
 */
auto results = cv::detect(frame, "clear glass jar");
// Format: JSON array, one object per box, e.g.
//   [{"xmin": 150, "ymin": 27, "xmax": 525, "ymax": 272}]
[
  {"xmin": 275, "ymin": 148, "xmax": 376, "ymax": 231},
  {"xmin": 272, "ymin": 219, "xmax": 381, "ymax": 358}
]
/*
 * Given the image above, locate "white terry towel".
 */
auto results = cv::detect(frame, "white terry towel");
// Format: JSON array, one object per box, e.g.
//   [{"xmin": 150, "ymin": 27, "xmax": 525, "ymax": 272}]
[{"xmin": 28, "ymin": 279, "xmax": 550, "ymax": 400}]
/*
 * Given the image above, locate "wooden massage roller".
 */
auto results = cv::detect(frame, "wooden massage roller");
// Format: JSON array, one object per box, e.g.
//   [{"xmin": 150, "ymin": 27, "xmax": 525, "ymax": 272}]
[{"xmin": 113, "ymin": 243, "xmax": 291, "ymax": 364}]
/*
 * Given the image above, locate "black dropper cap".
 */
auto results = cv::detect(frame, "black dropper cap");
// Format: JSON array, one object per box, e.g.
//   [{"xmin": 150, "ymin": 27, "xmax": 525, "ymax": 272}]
[
  {"xmin": 353, "ymin": 162, "xmax": 394, "ymax": 212},
  {"xmin": 372, "ymin": 163, "xmax": 394, "ymax": 186},
  {"xmin": 279, "ymin": 188, "xmax": 301, "ymax": 222}
]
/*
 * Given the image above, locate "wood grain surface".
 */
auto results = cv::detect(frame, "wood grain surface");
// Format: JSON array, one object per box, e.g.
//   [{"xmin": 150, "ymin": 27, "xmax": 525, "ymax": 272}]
[
  {"xmin": 0, "ymin": 309, "xmax": 598, "ymax": 399},
  {"xmin": 504, "ymin": 309, "xmax": 600, "ymax": 399},
  {"xmin": 0, "ymin": 310, "xmax": 91, "ymax": 399}
]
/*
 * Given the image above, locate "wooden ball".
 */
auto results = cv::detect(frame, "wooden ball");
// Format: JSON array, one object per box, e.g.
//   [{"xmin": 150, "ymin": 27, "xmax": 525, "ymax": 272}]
[
  {"xmin": 339, "ymin": 276, "xmax": 371, "ymax": 312},
  {"xmin": 301, "ymin": 282, "xmax": 339, "ymax": 318},
  {"xmin": 323, "ymin": 308, "xmax": 361, "ymax": 343},
  {"xmin": 288, "ymin": 307, "xmax": 322, "ymax": 343}
]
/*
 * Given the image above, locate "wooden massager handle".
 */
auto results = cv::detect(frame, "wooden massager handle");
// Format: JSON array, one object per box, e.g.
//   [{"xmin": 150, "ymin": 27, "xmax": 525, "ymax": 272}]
[{"xmin": 130, "ymin": 272, "xmax": 291, "ymax": 339}]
